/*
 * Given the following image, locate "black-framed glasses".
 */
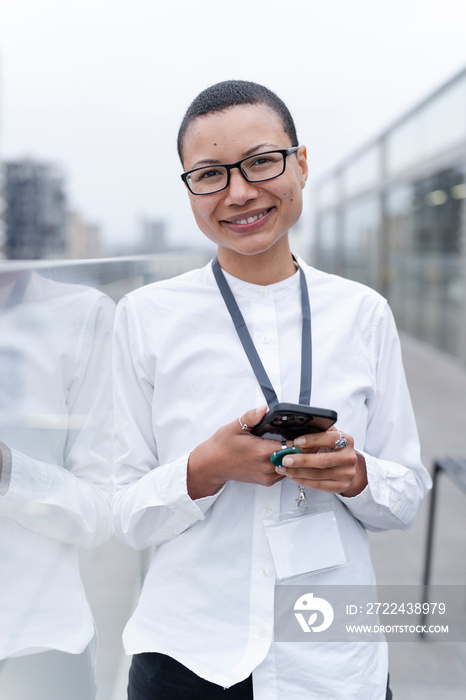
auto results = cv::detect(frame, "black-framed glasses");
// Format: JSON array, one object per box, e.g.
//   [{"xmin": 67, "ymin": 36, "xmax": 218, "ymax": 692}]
[{"xmin": 181, "ymin": 147, "xmax": 299, "ymax": 195}]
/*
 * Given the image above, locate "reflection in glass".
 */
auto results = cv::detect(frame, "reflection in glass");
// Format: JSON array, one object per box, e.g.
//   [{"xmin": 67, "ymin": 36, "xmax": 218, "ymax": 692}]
[{"xmin": 0, "ymin": 270, "xmax": 114, "ymax": 699}]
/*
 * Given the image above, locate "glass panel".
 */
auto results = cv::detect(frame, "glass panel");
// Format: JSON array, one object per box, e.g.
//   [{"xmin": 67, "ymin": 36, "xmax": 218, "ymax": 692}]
[
  {"xmin": 342, "ymin": 146, "xmax": 380, "ymax": 199},
  {"xmin": 0, "ymin": 252, "xmax": 210, "ymax": 698},
  {"xmin": 316, "ymin": 176, "xmax": 340, "ymax": 210},
  {"xmin": 315, "ymin": 210, "xmax": 339, "ymax": 273},
  {"xmin": 385, "ymin": 169, "xmax": 465, "ymax": 356},
  {"xmin": 341, "ymin": 195, "xmax": 380, "ymax": 288},
  {"xmin": 386, "ymin": 75, "xmax": 466, "ymax": 176}
]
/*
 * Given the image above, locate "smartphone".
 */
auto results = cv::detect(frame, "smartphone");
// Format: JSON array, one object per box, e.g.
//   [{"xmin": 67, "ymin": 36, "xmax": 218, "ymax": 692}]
[{"xmin": 251, "ymin": 402, "xmax": 337, "ymax": 442}]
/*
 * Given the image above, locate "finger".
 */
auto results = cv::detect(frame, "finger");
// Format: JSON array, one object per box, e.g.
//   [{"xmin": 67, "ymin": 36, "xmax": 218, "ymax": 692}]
[
  {"xmin": 279, "ymin": 447, "xmax": 354, "ymax": 470},
  {"xmin": 275, "ymin": 449, "xmax": 357, "ymax": 492},
  {"xmin": 277, "ymin": 459, "xmax": 357, "ymax": 491},
  {"xmin": 286, "ymin": 474, "xmax": 355, "ymax": 493},
  {"xmin": 237, "ymin": 404, "xmax": 268, "ymax": 432},
  {"xmin": 278, "ymin": 464, "xmax": 355, "ymax": 482},
  {"xmin": 275, "ymin": 447, "xmax": 356, "ymax": 476},
  {"xmin": 294, "ymin": 429, "xmax": 353, "ymax": 452}
]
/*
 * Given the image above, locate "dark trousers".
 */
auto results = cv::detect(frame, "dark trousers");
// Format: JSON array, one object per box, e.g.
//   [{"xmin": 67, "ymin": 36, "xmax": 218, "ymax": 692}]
[
  {"xmin": 128, "ymin": 652, "xmax": 393, "ymax": 699},
  {"xmin": 386, "ymin": 673, "xmax": 393, "ymax": 700},
  {"xmin": 128, "ymin": 653, "xmax": 253, "ymax": 699}
]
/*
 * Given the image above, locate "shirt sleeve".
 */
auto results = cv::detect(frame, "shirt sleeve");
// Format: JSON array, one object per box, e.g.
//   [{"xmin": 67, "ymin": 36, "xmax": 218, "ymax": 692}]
[
  {"xmin": 112, "ymin": 297, "xmax": 224, "ymax": 551},
  {"xmin": 0, "ymin": 294, "xmax": 114, "ymax": 549},
  {"xmin": 337, "ymin": 302, "xmax": 432, "ymax": 531}
]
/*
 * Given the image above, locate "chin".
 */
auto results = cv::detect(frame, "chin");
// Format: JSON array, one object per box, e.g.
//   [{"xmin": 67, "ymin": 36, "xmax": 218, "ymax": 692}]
[{"xmin": 237, "ymin": 233, "xmax": 287, "ymax": 256}]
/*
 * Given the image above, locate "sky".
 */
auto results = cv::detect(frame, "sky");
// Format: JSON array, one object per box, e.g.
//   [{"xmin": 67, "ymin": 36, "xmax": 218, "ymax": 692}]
[{"xmin": 1, "ymin": 0, "xmax": 466, "ymax": 252}]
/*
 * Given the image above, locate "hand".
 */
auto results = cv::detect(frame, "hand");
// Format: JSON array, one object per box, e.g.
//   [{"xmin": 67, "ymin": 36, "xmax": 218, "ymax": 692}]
[
  {"xmin": 274, "ymin": 427, "xmax": 368, "ymax": 497},
  {"xmin": 187, "ymin": 405, "xmax": 285, "ymax": 500}
]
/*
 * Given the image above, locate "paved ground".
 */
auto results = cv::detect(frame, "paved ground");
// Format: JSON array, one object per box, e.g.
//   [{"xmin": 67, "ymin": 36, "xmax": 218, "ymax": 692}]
[
  {"xmin": 79, "ymin": 332, "xmax": 466, "ymax": 700},
  {"xmin": 368, "ymin": 333, "xmax": 466, "ymax": 699}
]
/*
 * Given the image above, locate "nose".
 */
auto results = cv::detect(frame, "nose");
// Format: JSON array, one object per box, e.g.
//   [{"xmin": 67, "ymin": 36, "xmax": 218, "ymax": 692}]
[{"xmin": 223, "ymin": 167, "xmax": 259, "ymax": 205}]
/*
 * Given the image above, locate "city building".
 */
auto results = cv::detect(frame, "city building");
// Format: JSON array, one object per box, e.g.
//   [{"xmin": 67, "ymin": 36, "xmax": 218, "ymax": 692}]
[
  {"xmin": 312, "ymin": 67, "xmax": 466, "ymax": 366},
  {"xmin": 4, "ymin": 159, "xmax": 68, "ymax": 259},
  {"xmin": 140, "ymin": 217, "xmax": 167, "ymax": 253},
  {"xmin": 67, "ymin": 209, "xmax": 103, "ymax": 259}
]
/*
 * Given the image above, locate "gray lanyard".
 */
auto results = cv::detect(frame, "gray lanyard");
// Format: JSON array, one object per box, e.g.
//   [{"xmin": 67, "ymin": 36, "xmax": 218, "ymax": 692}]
[{"xmin": 212, "ymin": 257, "xmax": 312, "ymax": 408}]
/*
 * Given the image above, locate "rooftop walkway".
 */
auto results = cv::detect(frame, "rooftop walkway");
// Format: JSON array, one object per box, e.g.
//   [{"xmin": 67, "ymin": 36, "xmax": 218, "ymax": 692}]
[{"xmin": 79, "ymin": 332, "xmax": 466, "ymax": 700}]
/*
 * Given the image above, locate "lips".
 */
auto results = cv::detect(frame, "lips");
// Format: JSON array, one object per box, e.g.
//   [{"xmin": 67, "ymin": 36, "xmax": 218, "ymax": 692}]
[{"xmin": 222, "ymin": 207, "xmax": 273, "ymax": 231}]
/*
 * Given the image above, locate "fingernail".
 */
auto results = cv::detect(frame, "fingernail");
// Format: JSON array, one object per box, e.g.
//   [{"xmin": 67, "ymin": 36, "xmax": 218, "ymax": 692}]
[
  {"xmin": 282, "ymin": 456, "xmax": 294, "ymax": 467},
  {"xmin": 256, "ymin": 404, "xmax": 268, "ymax": 414},
  {"xmin": 294, "ymin": 437, "xmax": 306, "ymax": 446},
  {"xmin": 275, "ymin": 466, "xmax": 286, "ymax": 473}
]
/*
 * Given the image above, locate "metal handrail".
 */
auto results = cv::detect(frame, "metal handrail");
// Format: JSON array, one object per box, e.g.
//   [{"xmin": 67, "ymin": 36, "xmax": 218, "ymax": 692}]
[
  {"xmin": 0, "ymin": 249, "xmax": 211, "ymax": 300},
  {"xmin": 420, "ymin": 455, "xmax": 466, "ymax": 636}
]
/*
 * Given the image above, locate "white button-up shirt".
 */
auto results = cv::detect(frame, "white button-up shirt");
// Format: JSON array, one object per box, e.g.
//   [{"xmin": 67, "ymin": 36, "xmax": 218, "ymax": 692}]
[
  {"xmin": 113, "ymin": 259, "xmax": 431, "ymax": 699},
  {"xmin": 0, "ymin": 272, "xmax": 114, "ymax": 659}
]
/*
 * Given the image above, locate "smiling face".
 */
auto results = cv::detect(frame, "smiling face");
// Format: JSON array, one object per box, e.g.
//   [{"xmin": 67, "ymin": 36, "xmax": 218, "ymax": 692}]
[{"xmin": 181, "ymin": 103, "xmax": 308, "ymax": 281}]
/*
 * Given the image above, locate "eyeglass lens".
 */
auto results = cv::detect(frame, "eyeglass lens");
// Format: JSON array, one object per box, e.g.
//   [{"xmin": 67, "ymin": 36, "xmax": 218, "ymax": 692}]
[{"xmin": 187, "ymin": 151, "xmax": 286, "ymax": 194}]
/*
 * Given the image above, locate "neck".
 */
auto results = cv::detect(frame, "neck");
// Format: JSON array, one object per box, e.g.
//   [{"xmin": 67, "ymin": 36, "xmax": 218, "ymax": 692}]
[{"xmin": 217, "ymin": 242, "xmax": 297, "ymax": 286}]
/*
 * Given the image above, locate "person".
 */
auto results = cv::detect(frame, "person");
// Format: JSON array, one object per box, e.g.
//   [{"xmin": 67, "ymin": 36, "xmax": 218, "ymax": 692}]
[
  {"xmin": 0, "ymin": 270, "xmax": 114, "ymax": 699},
  {"xmin": 112, "ymin": 80, "xmax": 432, "ymax": 699}
]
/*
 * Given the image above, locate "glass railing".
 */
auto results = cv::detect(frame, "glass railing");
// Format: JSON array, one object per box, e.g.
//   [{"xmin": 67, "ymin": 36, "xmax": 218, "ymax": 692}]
[{"xmin": 0, "ymin": 250, "xmax": 211, "ymax": 700}]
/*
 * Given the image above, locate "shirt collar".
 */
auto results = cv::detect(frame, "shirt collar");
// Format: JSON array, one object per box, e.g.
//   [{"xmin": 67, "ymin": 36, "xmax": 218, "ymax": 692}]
[{"xmin": 218, "ymin": 262, "xmax": 302, "ymax": 299}]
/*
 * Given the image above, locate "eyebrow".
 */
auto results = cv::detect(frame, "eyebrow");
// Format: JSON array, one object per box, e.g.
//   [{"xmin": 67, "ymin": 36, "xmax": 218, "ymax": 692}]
[{"xmin": 190, "ymin": 143, "xmax": 281, "ymax": 170}]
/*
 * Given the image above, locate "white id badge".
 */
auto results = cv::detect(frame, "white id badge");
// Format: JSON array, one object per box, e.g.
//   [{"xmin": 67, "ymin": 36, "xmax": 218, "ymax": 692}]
[{"xmin": 263, "ymin": 506, "xmax": 347, "ymax": 582}]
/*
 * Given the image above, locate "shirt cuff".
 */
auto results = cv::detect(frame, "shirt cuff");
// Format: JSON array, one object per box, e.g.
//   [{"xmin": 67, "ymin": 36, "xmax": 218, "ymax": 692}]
[
  {"xmin": 195, "ymin": 485, "xmax": 227, "ymax": 515},
  {"xmin": 157, "ymin": 453, "xmax": 225, "ymax": 521},
  {"xmin": 337, "ymin": 451, "xmax": 383, "ymax": 506},
  {"xmin": 337, "ymin": 450, "xmax": 417, "ymax": 528}
]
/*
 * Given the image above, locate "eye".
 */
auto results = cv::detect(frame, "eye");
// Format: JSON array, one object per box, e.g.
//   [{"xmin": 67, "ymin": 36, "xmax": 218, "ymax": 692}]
[
  {"xmin": 201, "ymin": 169, "xmax": 221, "ymax": 179},
  {"xmin": 251, "ymin": 156, "xmax": 275, "ymax": 167},
  {"xmin": 246, "ymin": 152, "xmax": 282, "ymax": 171},
  {"xmin": 192, "ymin": 168, "xmax": 223, "ymax": 183}
]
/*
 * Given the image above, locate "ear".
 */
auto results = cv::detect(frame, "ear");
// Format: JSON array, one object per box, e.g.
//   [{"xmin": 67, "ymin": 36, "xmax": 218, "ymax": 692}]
[{"xmin": 297, "ymin": 146, "xmax": 308, "ymax": 189}]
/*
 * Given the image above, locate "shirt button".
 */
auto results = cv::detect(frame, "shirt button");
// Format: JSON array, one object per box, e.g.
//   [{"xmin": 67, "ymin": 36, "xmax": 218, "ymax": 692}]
[
  {"xmin": 261, "ymin": 334, "xmax": 271, "ymax": 344},
  {"xmin": 262, "ymin": 505, "xmax": 273, "ymax": 516},
  {"xmin": 259, "ymin": 289, "xmax": 267, "ymax": 297},
  {"xmin": 257, "ymin": 625, "xmax": 266, "ymax": 638},
  {"xmin": 259, "ymin": 566, "xmax": 270, "ymax": 577}
]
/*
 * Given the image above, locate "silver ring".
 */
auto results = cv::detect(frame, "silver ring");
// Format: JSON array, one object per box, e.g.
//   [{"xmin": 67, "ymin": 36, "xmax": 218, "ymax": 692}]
[
  {"xmin": 238, "ymin": 416, "xmax": 250, "ymax": 431},
  {"xmin": 334, "ymin": 432, "xmax": 348, "ymax": 450}
]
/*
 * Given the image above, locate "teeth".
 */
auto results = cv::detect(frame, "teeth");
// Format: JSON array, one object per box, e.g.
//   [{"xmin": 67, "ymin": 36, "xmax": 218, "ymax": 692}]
[{"xmin": 233, "ymin": 211, "xmax": 266, "ymax": 225}]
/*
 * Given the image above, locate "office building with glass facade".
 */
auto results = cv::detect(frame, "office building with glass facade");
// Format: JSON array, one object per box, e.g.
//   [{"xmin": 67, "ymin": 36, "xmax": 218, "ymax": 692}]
[
  {"xmin": 312, "ymin": 67, "xmax": 466, "ymax": 365},
  {"xmin": 4, "ymin": 159, "xmax": 68, "ymax": 260}
]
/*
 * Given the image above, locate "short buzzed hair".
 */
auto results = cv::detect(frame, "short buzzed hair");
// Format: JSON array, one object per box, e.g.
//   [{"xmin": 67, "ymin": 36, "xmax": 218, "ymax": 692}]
[{"xmin": 177, "ymin": 80, "xmax": 298, "ymax": 164}]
